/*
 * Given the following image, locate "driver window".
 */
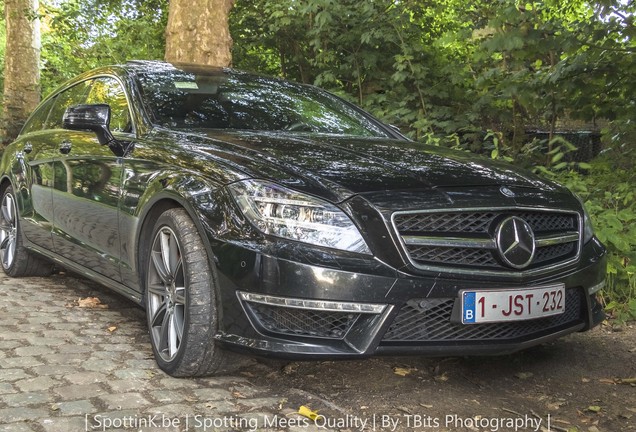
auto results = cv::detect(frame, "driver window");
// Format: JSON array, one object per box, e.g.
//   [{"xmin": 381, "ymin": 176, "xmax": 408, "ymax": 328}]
[{"xmin": 86, "ymin": 77, "xmax": 132, "ymax": 133}]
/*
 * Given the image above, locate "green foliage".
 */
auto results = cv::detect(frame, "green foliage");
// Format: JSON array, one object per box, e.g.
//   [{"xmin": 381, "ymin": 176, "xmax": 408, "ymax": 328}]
[
  {"xmin": 553, "ymin": 148, "xmax": 636, "ymax": 322},
  {"xmin": 40, "ymin": 0, "xmax": 167, "ymax": 96}
]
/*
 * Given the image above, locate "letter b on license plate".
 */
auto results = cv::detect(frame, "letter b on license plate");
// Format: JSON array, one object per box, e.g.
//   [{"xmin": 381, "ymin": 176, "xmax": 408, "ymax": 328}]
[{"xmin": 461, "ymin": 284, "xmax": 565, "ymax": 324}]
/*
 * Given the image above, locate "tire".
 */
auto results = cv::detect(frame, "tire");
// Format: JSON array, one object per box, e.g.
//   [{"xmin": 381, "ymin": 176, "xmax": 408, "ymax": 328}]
[
  {"xmin": 144, "ymin": 208, "xmax": 228, "ymax": 377},
  {"xmin": 0, "ymin": 185, "xmax": 53, "ymax": 277}
]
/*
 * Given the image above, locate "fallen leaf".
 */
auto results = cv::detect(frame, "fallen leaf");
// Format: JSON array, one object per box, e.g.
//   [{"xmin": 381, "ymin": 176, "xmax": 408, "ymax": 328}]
[
  {"xmin": 434, "ymin": 372, "xmax": 449, "ymax": 382},
  {"xmin": 598, "ymin": 379, "xmax": 615, "ymax": 385},
  {"xmin": 360, "ymin": 406, "xmax": 369, "ymax": 410},
  {"xmin": 232, "ymin": 391, "xmax": 247, "ymax": 399},
  {"xmin": 547, "ymin": 401, "xmax": 566, "ymax": 411},
  {"xmin": 619, "ymin": 377, "xmax": 636, "ymax": 384},
  {"xmin": 588, "ymin": 426, "xmax": 600, "ymax": 432},
  {"xmin": 77, "ymin": 297, "xmax": 108, "ymax": 309},
  {"xmin": 107, "ymin": 326, "xmax": 117, "ymax": 332},
  {"xmin": 397, "ymin": 406, "xmax": 412, "ymax": 414},
  {"xmin": 419, "ymin": 403, "xmax": 433, "ymax": 409},
  {"xmin": 581, "ymin": 377, "xmax": 591, "ymax": 383},
  {"xmin": 515, "ymin": 372, "xmax": 534, "ymax": 380},
  {"xmin": 298, "ymin": 406, "xmax": 320, "ymax": 422},
  {"xmin": 393, "ymin": 367, "xmax": 415, "ymax": 377},
  {"xmin": 50, "ymin": 404, "xmax": 59, "ymax": 411},
  {"xmin": 282, "ymin": 362, "xmax": 299, "ymax": 375},
  {"xmin": 587, "ymin": 406, "xmax": 602, "ymax": 413}
]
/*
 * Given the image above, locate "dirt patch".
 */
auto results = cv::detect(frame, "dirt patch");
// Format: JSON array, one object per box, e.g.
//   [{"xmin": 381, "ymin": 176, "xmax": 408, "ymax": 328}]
[{"xmin": 243, "ymin": 325, "xmax": 636, "ymax": 432}]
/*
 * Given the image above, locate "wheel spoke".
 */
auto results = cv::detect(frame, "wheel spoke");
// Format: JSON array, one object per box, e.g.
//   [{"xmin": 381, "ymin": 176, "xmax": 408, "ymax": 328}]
[
  {"xmin": 151, "ymin": 250, "xmax": 170, "ymax": 284},
  {"xmin": 6, "ymin": 239, "xmax": 15, "ymax": 267},
  {"xmin": 150, "ymin": 302, "xmax": 167, "ymax": 329},
  {"xmin": 158, "ymin": 310, "xmax": 171, "ymax": 356},
  {"xmin": 147, "ymin": 283, "xmax": 166, "ymax": 298},
  {"xmin": 168, "ymin": 313, "xmax": 178, "ymax": 358},
  {"xmin": 174, "ymin": 287, "xmax": 186, "ymax": 305},
  {"xmin": 1, "ymin": 195, "xmax": 14, "ymax": 224},
  {"xmin": 174, "ymin": 304, "xmax": 185, "ymax": 338},
  {"xmin": 160, "ymin": 231, "xmax": 173, "ymax": 278}
]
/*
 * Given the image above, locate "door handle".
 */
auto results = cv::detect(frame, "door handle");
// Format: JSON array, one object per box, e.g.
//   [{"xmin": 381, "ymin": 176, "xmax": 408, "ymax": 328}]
[
  {"xmin": 24, "ymin": 142, "xmax": 33, "ymax": 154},
  {"xmin": 59, "ymin": 141, "xmax": 72, "ymax": 155}
]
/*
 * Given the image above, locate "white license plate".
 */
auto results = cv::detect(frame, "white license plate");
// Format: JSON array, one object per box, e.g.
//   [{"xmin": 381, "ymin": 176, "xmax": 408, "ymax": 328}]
[{"xmin": 461, "ymin": 284, "xmax": 566, "ymax": 324}]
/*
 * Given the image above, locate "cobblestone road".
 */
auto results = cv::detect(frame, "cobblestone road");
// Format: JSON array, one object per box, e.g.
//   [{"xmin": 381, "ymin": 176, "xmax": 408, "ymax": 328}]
[{"xmin": 0, "ymin": 272, "xmax": 329, "ymax": 432}]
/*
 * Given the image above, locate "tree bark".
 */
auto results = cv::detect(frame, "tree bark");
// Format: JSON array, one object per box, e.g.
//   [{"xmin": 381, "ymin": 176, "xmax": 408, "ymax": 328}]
[
  {"xmin": 165, "ymin": 0, "xmax": 235, "ymax": 67},
  {"xmin": 1, "ymin": 0, "xmax": 40, "ymax": 144}
]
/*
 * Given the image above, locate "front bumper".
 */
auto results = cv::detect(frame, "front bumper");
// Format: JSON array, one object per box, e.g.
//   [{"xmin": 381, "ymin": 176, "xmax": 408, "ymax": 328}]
[{"xmin": 211, "ymin": 236, "xmax": 607, "ymax": 359}]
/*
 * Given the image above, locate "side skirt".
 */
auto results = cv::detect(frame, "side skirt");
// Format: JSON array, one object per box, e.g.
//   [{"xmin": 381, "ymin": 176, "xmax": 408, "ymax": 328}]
[{"xmin": 27, "ymin": 244, "xmax": 143, "ymax": 306}]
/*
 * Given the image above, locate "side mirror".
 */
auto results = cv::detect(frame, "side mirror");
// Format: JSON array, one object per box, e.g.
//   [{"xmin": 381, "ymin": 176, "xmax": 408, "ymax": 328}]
[{"xmin": 63, "ymin": 104, "xmax": 115, "ymax": 146}]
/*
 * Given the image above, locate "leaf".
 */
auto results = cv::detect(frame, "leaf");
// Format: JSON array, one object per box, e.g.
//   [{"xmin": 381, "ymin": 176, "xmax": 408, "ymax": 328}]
[
  {"xmin": 434, "ymin": 372, "xmax": 449, "ymax": 382},
  {"xmin": 282, "ymin": 362, "xmax": 299, "ymax": 375},
  {"xmin": 587, "ymin": 405, "xmax": 602, "ymax": 413},
  {"xmin": 77, "ymin": 297, "xmax": 108, "ymax": 309},
  {"xmin": 393, "ymin": 367, "xmax": 416, "ymax": 377},
  {"xmin": 107, "ymin": 326, "xmax": 117, "ymax": 332},
  {"xmin": 298, "ymin": 406, "xmax": 320, "ymax": 422},
  {"xmin": 515, "ymin": 372, "xmax": 534, "ymax": 379}
]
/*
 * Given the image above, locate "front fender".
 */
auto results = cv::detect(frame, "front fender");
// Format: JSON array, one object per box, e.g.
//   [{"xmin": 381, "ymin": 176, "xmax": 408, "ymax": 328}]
[{"xmin": 119, "ymin": 169, "xmax": 230, "ymax": 293}]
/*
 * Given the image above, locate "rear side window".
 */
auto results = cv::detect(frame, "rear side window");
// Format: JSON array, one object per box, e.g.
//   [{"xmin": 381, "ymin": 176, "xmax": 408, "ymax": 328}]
[
  {"xmin": 44, "ymin": 80, "xmax": 93, "ymax": 130},
  {"xmin": 20, "ymin": 97, "xmax": 56, "ymax": 135}
]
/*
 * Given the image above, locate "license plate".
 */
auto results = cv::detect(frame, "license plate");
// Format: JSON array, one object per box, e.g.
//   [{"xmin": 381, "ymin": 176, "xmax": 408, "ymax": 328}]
[{"xmin": 461, "ymin": 284, "xmax": 565, "ymax": 324}]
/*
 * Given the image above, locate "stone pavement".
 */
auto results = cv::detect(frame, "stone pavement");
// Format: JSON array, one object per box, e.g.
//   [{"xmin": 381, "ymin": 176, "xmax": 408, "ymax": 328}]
[{"xmin": 0, "ymin": 271, "xmax": 331, "ymax": 432}]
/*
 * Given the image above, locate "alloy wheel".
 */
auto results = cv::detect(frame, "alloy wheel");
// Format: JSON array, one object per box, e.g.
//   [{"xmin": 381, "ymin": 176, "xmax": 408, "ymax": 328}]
[
  {"xmin": 0, "ymin": 192, "xmax": 18, "ymax": 270},
  {"xmin": 147, "ymin": 226, "xmax": 186, "ymax": 362}
]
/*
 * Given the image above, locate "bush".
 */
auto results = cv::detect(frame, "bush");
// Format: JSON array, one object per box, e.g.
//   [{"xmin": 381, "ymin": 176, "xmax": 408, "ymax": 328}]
[{"xmin": 553, "ymin": 149, "xmax": 636, "ymax": 322}]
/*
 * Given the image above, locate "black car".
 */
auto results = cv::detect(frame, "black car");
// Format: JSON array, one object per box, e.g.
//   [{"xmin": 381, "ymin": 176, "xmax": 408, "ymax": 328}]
[{"xmin": 0, "ymin": 61, "xmax": 607, "ymax": 376}]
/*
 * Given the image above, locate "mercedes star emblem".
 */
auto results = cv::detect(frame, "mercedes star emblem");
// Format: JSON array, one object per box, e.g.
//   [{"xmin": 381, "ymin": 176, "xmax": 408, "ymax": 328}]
[
  {"xmin": 495, "ymin": 216, "xmax": 536, "ymax": 269},
  {"xmin": 500, "ymin": 186, "xmax": 516, "ymax": 197}
]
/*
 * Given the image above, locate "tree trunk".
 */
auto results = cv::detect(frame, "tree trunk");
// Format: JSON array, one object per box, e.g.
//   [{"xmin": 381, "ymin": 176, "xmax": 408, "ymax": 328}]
[
  {"xmin": 165, "ymin": 0, "xmax": 234, "ymax": 67},
  {"xmin": 1, "ymin": 0, "xmax": 40, "ymax": 145}
]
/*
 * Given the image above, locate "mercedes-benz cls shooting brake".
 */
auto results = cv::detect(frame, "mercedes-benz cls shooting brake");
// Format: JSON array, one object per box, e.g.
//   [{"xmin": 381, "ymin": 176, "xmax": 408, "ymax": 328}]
[{"xmin": 0, "ymin": 61, "xmax": 607, "ymax": 376}]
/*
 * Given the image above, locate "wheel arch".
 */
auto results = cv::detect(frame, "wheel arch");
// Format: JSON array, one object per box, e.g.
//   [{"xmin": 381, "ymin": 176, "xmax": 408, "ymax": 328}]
[
  {"xmin": 0, "ymin": 177, "xmax": 12, "ymax": 195},
  {"xmin": 134, "ymin": 190, "xmax": 221, "ymax": 299}
]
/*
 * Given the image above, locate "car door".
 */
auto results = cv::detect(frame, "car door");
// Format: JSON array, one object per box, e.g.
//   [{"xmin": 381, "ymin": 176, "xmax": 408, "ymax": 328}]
[
  {"xmin": 50, "ymin": 76, "xmax": 134, "ymax": 282},
  {"xmin": 15, "ymin": 82, "xmax": 94, "ymax": 251}
]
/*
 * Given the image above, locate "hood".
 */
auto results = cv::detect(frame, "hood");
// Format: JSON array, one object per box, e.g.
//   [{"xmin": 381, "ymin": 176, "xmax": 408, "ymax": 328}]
[{"xmin": 159, "ymin": 129, "xmax": 560, "ymax": 202}]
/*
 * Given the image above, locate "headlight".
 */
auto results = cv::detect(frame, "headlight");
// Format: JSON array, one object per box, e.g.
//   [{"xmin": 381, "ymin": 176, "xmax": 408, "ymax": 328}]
[
  {"xmin": 227, "ymin": 179, "xmax": 371, "ymax": 254},
  {"xmin": 575, "ymin": 194, "xmax": 595, "ymax": 244},
  {"xmin": 582, "ymin": 208, "xmax": 594, "ymax": 244}
]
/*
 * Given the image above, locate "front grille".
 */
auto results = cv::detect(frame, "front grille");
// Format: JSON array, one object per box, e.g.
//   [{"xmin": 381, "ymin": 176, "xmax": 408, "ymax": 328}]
[
  {"xmin": 394, "ymin": 211, "xmax": 576, "ymax": 235},
  {"xmin": 392, "ymin": 209, "xmax": 580, "ymax": 274},
  {"xmin": 382, "ymin": 288, "xmax": 583, "ymax": 343},
  {"xmin": 246, "ymin": 302, "xmax": 359, "ymax": 339},
  {"xmin": 409, "ymin": 246, "xmax": 498, "ymax": 267}
]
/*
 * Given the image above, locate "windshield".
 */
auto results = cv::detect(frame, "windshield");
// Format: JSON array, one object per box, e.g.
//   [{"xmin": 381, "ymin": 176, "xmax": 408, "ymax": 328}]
[{"xmin": 134, "ymin": 66, "xmax": 389, "ymax": 137}]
